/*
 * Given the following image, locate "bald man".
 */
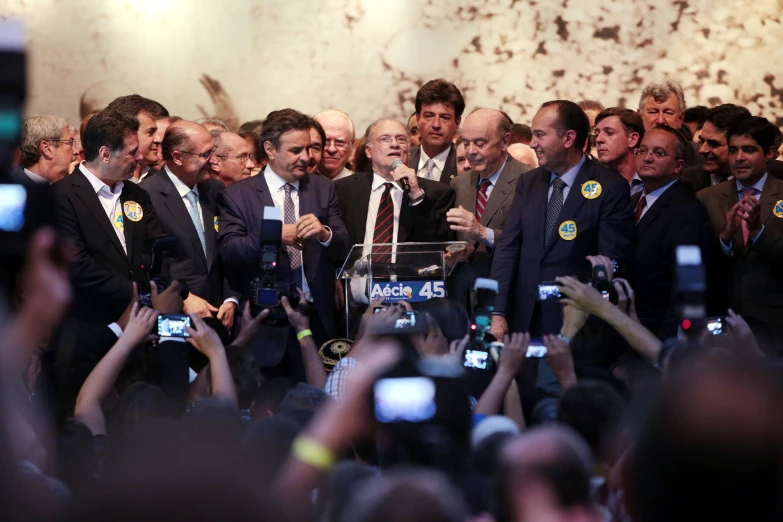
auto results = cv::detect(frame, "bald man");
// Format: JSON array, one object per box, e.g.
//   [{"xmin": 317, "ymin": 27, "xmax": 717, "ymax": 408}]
[
  {"xmin": 214, "ymin": 131, "xmax": 254, "ymax": 187},
  {"xmin": 314, "ymin": 109, "xmax": 356, "ymax": 180},
  {"xmin": 507, "ymin": 143, "xmax": 539, "ymax": 168},
  {"xmin": 141, "ymin": 121, "xmax": 239, "ymax": 329},
  {"xmin": 447, "ymin": 108, "xmax": 530, "ymax": 315}
]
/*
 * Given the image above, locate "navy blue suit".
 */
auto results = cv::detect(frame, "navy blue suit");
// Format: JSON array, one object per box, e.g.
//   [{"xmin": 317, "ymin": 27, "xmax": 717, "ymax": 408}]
[
  {"xmin": 217, "ymin": 172, "xmax": 349, "ymax": 368},
  {"xmin": 490, "ymin": 157, "xmax": 635, "ymax": 335}
]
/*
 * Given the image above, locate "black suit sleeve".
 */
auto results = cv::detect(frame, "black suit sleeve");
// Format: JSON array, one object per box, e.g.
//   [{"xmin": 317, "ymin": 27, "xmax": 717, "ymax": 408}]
[
  {"xmin": 411, "ymin": 182, "xmax": 456, "ymax": 241},
  {"xmin": 322, "ymin": 181, "xmax": 350, "ymax": 264},
  {"xmin": 490, "ymin": 177, "xmax": 526, "ymax": 315},
  {"xmin": 216, "ymin": 190, "xmax": 264, "ymax": 267},
  {"xmin": 55, "ymin": 188, "xmax": 134, "ymax": 308},
  {"xmin": 597, "ymin": 179, "xmax": 635, "ymax": 271}
]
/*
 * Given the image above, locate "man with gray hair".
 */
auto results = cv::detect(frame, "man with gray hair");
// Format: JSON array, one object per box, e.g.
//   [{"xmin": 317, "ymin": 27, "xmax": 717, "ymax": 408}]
[
  {"xmin": 18, "ymin": 115, "xmax": 74, "ymax": 184},
  {"xmin": 314, "ymin": 109, "xmax": 355, "ymax": 180},
  {"xmin": 213, "ymin": 131, "xmax": 255, "ymax": 187},
  {"xmin": 195, "ymin": 117, "xmax": 231, "ymax": 133},
  {"xmin": 638, "ymin": 77, "xmax": 702, "ymax": 168}
]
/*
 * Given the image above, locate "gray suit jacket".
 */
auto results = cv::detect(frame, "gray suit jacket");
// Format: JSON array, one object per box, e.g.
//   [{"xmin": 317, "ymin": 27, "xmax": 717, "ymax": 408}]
[
  {"xmin": 408, "ymin": 144, "xmax": 457, "ymax": 184},
  {"xmin": 450, "ymin": 156, "xmax": 530, "ymax": 255}
]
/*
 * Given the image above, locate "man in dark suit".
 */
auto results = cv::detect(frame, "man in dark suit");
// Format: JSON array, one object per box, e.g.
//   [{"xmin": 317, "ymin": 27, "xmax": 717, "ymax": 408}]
[
  {"xmin": 335, "ymin": 118, "xmax": 454, "ymax": 247},
  {"xmin": 406, "ymin": 79, "xmax": 464, "ymax": 185},
  {"xmin": 217, "ymin": 109, "xmax": 349, "ymax": 377},
  {"xmin": 446, "ymin": 108, "xmax": 529, "ymax": 313},
  {"xmin": 682, "ymin": 104, "xmax": 783, "ymax": 195},
  {"xmin": 141, "ymin": 120, "xmax": 239, "ymax": 329},
  {"xmin": 52, "ymin": 109, "xmax": 165, "ymax": 324},
  {"xmin": 629, "ymin": 126, "xmax": 713, "ymax": 339},
  {"xmin": 490, "ymin": 100, "xmax": 635, "ymax": 341},
  {"xmin": 697, "ymin": 117, "xmax": 783, "ymax": 354}
]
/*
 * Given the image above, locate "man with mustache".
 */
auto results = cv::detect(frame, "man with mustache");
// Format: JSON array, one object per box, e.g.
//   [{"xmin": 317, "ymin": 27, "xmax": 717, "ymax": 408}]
[
  {"xmin": 697, "ymin": 116, "xmax": 783, "ymax": 353},
  {"xmin": 593, "ymin": 108, "xmax": 645, "ymax": 196},
  {"xmin": 141, "ymin": 121, "xmax": 239, "ymax": 328},
  {"xmin": 407, "ymin": 79, "xmax": 465, "ymax": 184},
  {"xmin": 218, "ymin": 109, "xmax": 349, "ymax": 378}
]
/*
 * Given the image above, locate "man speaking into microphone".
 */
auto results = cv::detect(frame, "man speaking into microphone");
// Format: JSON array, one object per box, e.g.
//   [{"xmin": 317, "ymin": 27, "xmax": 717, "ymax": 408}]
[{"xmin": 335, "ymin": 118, "xmax": 455, "ymax": 252}]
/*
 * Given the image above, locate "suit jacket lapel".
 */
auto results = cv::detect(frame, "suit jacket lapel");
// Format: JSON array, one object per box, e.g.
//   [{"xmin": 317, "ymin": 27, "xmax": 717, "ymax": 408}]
[
  {"xmin": 759, "ymin": 176, "xmax": 780, "ymax": 227},
  {"xmin": 255, "ymin": 173, "xmax": 275, "ymax": 208},
  {"xmin": 440, "ymin": 145, "xmax": 457, "ymax": 183},
  {"xmin": 407, "ymin": 146, "xmax": 421, "ymax": 172},
  {"xmin": 480, "ymin": 160, "xmax": 515, "ymax": 226},
  {"xmin": 636, "ymin": 184, "xmax": 674, "ymax": 235},
  {"xmin": 298, "ymin": 175, "xmax": 312, "ymax": 221},
  {"xmin": 543, "ymin": 160, "xmax": 591, "ymax": 256},
  {"xmin": 198, "ymin": 181, "xmax": 217, "ymax": 271},
  {"xmin": 158, "ymin": 173, "xmax": 207, "ymax": 267},
  {"xmin": 72, "ymin": 170, "xmax": 126, "ymax": 260},
  {"xmin": 353, "ymin": 172, "xmax": 373, "ymax": 245},
  {"xmin": 533, "ymin": 170, "xmax": 550, "ymax": 255},
  {"xmin": 461, "ymin": 171, "xmax": 480, "ymax": 215}
]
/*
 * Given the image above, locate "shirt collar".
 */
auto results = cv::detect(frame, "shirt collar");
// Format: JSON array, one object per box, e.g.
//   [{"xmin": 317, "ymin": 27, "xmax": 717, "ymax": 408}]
[
  {"xmin": 550, "ymin": 154, "xmax": 586, "ymax": 188},
  {"xmin": 419, "ymin": 145, "xmax": 452, "ymax": 172},
  {"xmin": 481, "ymin": 155, "xmax": 508, "ymax": 186},
  {"xmin": 642, "ymin": 178, "xmax": 679, "ymax": 208},
  {"xmin": 80, "ymin": 163, "xmax": 123, "ymax": 195},
  {"xmin": 371, "ymin": 172, "xmax": 402, "ymax": 192},
  {"xmin": 631, "ymin": 172, "xmax": 642, "ymax": 184},
  {"xmin": 164, "ymin": 165, "xmax": 197, "ymax": 198},
  {"xmin": 23, "ymin": 168, "xmax": 49, "ymax": 185},
  {"xmin": 264, "ymin": 165, "xmax": 299, "ymax": 192},
  {"xmin": 736, "ymin": 172, "xmax": 767, "ymax": 194}
]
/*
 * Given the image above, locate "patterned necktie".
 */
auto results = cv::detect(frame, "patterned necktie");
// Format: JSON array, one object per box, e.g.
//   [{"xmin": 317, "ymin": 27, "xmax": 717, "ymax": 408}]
[
  {"xmin": 634, "ymin": 194, "xmax": 647, "ymax": 224},
  {"xmin": 184, "ymin": 191, "xmax": 206, "ymax": 256},
  {"xmin": 423, "ymin": 159, "xmax": 435, "ymax": 181},
  {"xmin": 544, "ymin": 177, "xmax": 566, "ymax": 248},
  {"xmin": 475, "ymin": 179, "xmax": 492, "ymax": 221},
  {"xmin": 373, "ymin": 183, "xmax": 395, "ymax": 263},
  {"xmin": 740, "ymin": 187, "xmax": 755, "ymax": 245},
  {"xmin": 283, "ymin": 184, "xmax": 304, "ymax": 291}
]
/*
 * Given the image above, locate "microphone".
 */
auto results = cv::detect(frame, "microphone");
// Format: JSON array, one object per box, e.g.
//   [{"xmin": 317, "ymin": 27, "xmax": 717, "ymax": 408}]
[{"xmin": 391, "ymin": 159, "xmax": 411, "ymax": 194}]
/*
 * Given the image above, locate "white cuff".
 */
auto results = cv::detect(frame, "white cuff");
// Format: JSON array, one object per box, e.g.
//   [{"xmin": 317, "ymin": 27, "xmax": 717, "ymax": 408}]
[{"xmin": 107, "ymin": 322, "xmax": 123, "ymax": 338}]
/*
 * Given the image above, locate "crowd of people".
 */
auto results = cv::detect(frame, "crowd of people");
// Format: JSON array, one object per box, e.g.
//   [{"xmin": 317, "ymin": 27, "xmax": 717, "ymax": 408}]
[{"xmin": 3, "ymin": 75, "xmax": 783, "ymax": 522}]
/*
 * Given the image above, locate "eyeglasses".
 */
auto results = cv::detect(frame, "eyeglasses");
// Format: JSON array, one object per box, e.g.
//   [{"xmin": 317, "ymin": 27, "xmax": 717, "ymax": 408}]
[
  {"xmin": 634, "ymin": 147, "xmax": 674, "ymax": 159},
  {"xmin": 47, "ymin": 138, "xmax": 76, "ymax": 147},
  {"xmin": 374, "ymin": 136, "xmax": 409, "ymax": 147},
  {"xmin": 216, "ymin": 153, "xmax": 255, "ymax": 163},
  {"xmin": 324, "ymin": 138, "xmax": 351, "ymax": 150},
  {"xmin": 178, "ymin": 147, "xmax": 217, "ymax": 160}
]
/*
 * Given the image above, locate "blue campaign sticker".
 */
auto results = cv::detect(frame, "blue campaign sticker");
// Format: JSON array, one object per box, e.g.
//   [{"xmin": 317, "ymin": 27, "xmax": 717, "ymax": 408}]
[{"xmin": 369, "ymin": 280, "xmax": 446, "ymax": 302}]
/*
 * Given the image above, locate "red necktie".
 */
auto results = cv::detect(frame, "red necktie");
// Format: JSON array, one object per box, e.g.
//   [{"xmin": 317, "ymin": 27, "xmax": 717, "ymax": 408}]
[
  {"xmin": 373, "ymin": 183, "xmax": 394, "ymax": 263},
  {"xmin": 740, "ymin": 187, "xmax": 755, "ymax": 245},
  {"xmin": 634, "ymin": 194, "xmax": 647, "ymax": 224},
  {"xmin": 476, "ymin": 179, "xmax": 492, "ymax": 221}
]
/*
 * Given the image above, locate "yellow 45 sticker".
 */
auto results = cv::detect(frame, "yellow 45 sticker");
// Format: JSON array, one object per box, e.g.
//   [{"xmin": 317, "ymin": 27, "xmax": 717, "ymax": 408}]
[
  {"xmin": 581, "ymin": 181, "xmax": 602, "ymax": 200},
  {"xmin": 559, "ymin": 220, "xmax": 577, "ymax": 240}
]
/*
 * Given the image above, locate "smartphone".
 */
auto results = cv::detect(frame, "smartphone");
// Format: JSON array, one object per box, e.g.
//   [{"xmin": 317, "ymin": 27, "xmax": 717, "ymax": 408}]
[
  {"xmin": 0, "ymin": 184, "xmax": 27, "ymax": 233},
  {"xmin": 526, "ymin": 338, "xmax": 547, "ymax": 358},
  {"xmin": 374, "ymin": 377, "xmax": 437, "ymax": 423},
  {"xmin": 394, "ymin": 310, "xmax": 418, "ymax": 329},
  {"xmin": 157, "ymin": 314, "xmax": 192, "ymax": 338},
  {"xmin": 537, "ymin": 282, "xmax": 562, "ymax": 301},
  {"xmin": 706, "ymin": 316, "xmax": 725, "ymax": 336},
  {"xmin": 463, "ymin": 348, "xmax": 492, "ymax": 371}
]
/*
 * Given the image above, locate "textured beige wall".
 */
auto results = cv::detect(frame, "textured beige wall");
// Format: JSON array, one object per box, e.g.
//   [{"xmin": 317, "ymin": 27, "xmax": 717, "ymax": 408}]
[{"xmin": 5, "ymin": 0, "xmax": 783, "ymax": 131}]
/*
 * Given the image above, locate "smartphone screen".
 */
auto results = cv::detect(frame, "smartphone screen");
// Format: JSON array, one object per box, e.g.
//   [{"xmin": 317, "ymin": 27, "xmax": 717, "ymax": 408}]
[
  {"xmin": 526, "ymin": 339, "xmax": 547, "ymax": 358},
  {"xmin": 157, "ymin": 314, "xmax": 192, "ymax": 338},
  {"xmin": 0, "ymin": 184, "xmax": 27, "ymax": 232},
  {"xmin": 374, "ymin": 377, "xmax": 436, "ymax": 423},
  {"xmin": 394, "ymin": 311, "xmax": 417, "ymax": 329},
  {"xmin": 463, "ymin": 349, "xmax": 491, "ymax": 370},
  {"xmin": 706, "ymin": 316, "xmax": 724, "ymax": 336},
  {"xmin": 537, "ymin": 283, "xmax": 561, "ymax": 301}
]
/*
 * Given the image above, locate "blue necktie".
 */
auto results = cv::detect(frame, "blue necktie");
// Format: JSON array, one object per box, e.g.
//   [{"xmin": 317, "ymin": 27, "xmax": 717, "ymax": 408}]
[{"xmin": 185, "ymin": 191, "xmax": 206, "ymax": 256}]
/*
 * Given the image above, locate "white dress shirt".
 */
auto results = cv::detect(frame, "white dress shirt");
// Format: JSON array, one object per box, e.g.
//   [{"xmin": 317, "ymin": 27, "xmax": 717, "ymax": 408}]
[
  {"xmin": 332, "ymin": 167, "xmax": 353, "ymax": 181},
  {"xmin": 264, "ymin": 166, "xmax": 333, "ymax": 302},
  {"xmin": 636, "ymin": 178, "xmax": 679, "ymax": 221},
  {"xmin": 548, "ymin": 154, "xmax": 586, "ymax": 203},
  {"xmin": 478, "ymin": 156, "xmax": 507, "ymax": 247},
  {"xmin": 418, "ymin": 145, "xmax": 451, "ymax": 181},
  {"xmin": 23, "ymin": 168, "xmax": 49, "ymax": 184},
  {"xmin": 720, "ymin": 172, "xmax": 767, "ymax": 254},
  {"xmin": 363, "ymin": 173, "xmax": 404, "ymax": 247},
  {"xmin": 79, "ymin": 163, "xmax": 126, "ymax": 253}
]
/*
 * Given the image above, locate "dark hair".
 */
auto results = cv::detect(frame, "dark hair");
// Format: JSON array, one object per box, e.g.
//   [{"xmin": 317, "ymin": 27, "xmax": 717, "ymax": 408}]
[
  {"xmin": 683, "ymin": 105, "xmax": 708, "ymax": 128},
  {"xmin": 594, "ymin": 107, "xmax": 645, "ymax": 143},
  {"xmin": 679, "ymin": 123, "xmax": 694, "ymax": 142},
  {"xmin": 315, "ymin": 461, "xmax": 379, "ymax": 522},
  {"xmin": 704, "ymin": 104, "xmax": 752, "ymax": 134},
  {"xmin": 727, "ymin": 116, "xmax": 778, "ymax": 153},
  {"xmin": 260, "ymin": 109, "xmax": 312, "ymax": 151},
  {"xmin": 106, "ymin": 94, "xmax": 168, "ymax": 118},
  {"xmin": 540, "ymin": 100, "xmax": 590, "ymax": 150},
  {"xmin": 279, "ymin": 383, "xmax": 329, "ymax": 414},
  {"xmin": 310, "ymin": 118, "xmax": 326, "ymax": 147},
  {"xmin": 415, "ymin": 79, "xmax": 466, "ymax": 120},
  {"xmin": 353, "ymin": 136, "xmax": 371, "ymax": 173},
  {"xmin": 510, "ymin": 123, "xmax": 532, "ymax": 144},
  {"xmin": 225, "ymin": 346, "xmax": 260, "ymax": 409},
  {"xmin": 557, "ymin": 380, "xmax": 625, "ymax": 457},
  {"xmin": 107, "ymin": 382, "xmax": 169, "ymax": 438},
  {"xmin": 238, "ymin": 119, "xmax": 264, "ymax": 135},
  {"xmin": 82, "ymin": 109, "xmax": 140, "ymax": 162},
  {"xmin": 417, "ymin": 298, "xmax": 469, "ymax": 343},
  {"xmin": 251, "ymin": 377, "xmax": 294, "ymax": 418},
  {"xmin": 649, "ymin": 124, "xmax": 689, "ymax": 159}
]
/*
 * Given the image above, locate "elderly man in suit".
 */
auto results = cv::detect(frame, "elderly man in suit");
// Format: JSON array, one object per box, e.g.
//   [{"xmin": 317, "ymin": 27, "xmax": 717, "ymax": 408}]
[
  {"xmin": 217, "ymin": 109, "xmax": 349, "ymax": 379},
  {"xmin": 141, "ymin": 121, "xmax": 240, "ymax": 329},
  {"xmin": 446, "ymin": 108, "xmax": 530, "ymax": 314},
  {"xmin": 407, "ymin": 79, "xmax": 465, "ymax": 185},
  {"xmin": 697, "ymin": 116, "xmax": 783, "ymax": 354}
]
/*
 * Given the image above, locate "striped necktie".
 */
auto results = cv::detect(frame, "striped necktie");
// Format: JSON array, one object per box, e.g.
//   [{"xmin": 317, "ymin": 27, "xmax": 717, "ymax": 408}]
[
  {"xmin": 476, "ymin": 179, "xmax": 492, "ymax": 221},
  {"xmin": 373, "ymin": 183, "xmax": 394, "ymax": 263}
]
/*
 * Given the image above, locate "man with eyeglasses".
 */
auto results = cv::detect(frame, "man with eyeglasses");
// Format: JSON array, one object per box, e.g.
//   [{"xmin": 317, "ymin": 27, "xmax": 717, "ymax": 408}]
[
  {"xmin": 212, "ymin": 131, "xmax": 254, "ymax": 187},
  {"xmin": 141, "ymin": 121, "xmax": 239, "ymax": 328},
  {"xmin": 629, "ymin": 125, "xmax": 712, "ymax": 339},
  {"xmin": 314, "ymin": 110, "xmax": 356, "ymax": 181},
  {"xmin": 17, "ymin": 115, "xmax": 74, "ymax": 184}
]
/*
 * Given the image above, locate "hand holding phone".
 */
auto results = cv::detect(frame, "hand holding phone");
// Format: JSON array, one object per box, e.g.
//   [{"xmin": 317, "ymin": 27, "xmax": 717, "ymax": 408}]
[
  {"xmin": 538, "ymin": 282, "xmax": 562, "ymax": 301},
  {"xmin": 157, "ymin": 314, "xmax": 191, "ymax": 338}
]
